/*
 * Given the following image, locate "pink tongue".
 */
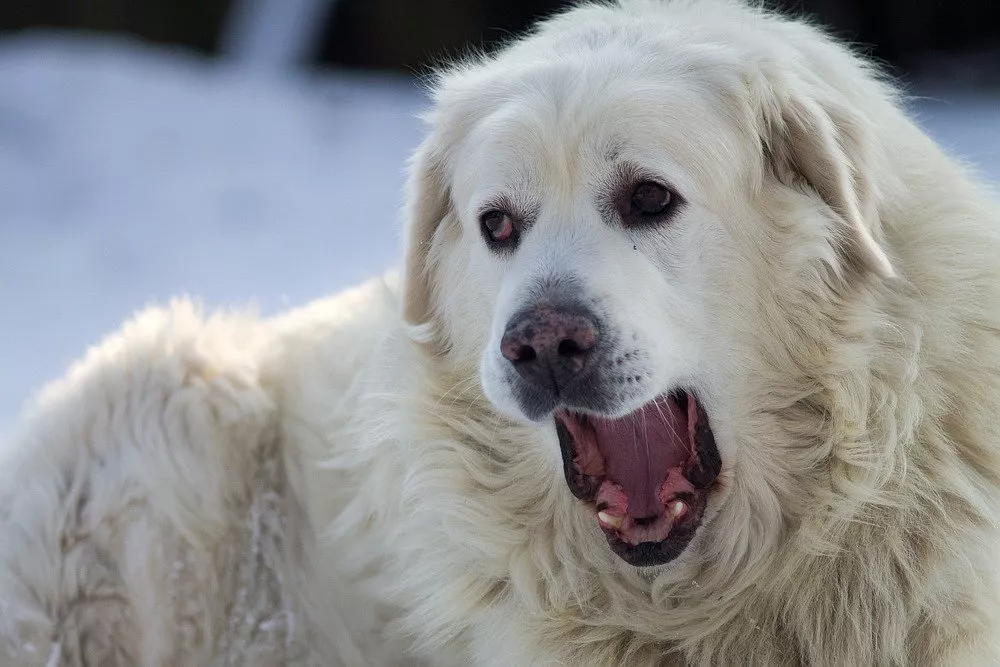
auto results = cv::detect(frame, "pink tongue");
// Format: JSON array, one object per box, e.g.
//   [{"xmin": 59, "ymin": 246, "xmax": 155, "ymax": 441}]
[{"xmin": 589, "ymin": 396, "xmax": 689, "ymax": 518}]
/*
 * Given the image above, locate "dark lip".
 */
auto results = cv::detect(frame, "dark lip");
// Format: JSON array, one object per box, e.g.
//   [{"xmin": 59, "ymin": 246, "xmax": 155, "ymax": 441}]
[
  {"xmin": 554, "ymin": 390, "xmax": 722, "ymax": 567},
  {"xmin": 605, "ymin": 520, "xmax": 702, "ymax": 567}
]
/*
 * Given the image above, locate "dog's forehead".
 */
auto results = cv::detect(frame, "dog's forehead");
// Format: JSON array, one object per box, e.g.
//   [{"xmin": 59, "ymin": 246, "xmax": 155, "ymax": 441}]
[{"xmin": 446, "ymin": 62, "xmax": 750, "ymax": 207}]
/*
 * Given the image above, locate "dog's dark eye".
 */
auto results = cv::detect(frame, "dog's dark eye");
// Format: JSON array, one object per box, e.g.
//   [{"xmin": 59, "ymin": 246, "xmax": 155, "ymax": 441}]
[
  {"xmin": 480, "ymin": 210, "xmax": 519, "ymax": 250},
  {"xmin": 630, "ymin": 181, "xmax": 673, "ymax": 218}
]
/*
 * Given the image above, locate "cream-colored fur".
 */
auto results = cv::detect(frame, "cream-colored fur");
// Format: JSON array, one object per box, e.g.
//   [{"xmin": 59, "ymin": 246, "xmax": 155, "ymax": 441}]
[{"xmin": 3, "ymin": 1, "xmax": 1000, "ymax": 665}]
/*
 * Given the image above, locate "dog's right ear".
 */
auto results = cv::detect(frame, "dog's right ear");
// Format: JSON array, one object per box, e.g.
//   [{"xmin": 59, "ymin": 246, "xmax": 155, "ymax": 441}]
[
  {"xmin": 401, "ymin": 69, "xmax": 494, "ymax": 347},
  {"xmin": 401, "ymin": 135, "xmax": 453, "ymax": 345}
]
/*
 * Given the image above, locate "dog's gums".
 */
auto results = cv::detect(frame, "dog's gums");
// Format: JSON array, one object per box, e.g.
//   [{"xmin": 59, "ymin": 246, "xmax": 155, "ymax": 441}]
[{"xmin": 555, "ymin": 391, "xmax": 721, "ymax": 567}]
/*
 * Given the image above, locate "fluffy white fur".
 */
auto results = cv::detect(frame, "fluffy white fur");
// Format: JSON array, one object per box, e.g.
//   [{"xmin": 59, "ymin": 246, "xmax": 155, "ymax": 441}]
[{"xmin": 3, "ymin": 1, "xmax": 1000, "ymax": 665}]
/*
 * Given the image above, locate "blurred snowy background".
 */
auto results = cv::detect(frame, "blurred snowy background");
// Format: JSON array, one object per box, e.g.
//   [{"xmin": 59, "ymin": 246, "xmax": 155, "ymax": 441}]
[{"xmin": 0, "ymin": 0, "xmax": 998, "ymax": 435}]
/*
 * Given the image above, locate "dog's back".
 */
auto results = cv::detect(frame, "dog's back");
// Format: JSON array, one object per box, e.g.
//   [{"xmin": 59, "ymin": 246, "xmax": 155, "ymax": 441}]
[{"xmin": 0, "ymin": 275, "xmax": 401, "ymax": 666}]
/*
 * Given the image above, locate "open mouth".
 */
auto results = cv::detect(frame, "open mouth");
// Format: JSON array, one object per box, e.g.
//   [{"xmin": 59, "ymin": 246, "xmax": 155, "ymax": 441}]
[{"xmin": 555, "ymin": 391, "xmax": 722, "ymax": 567}]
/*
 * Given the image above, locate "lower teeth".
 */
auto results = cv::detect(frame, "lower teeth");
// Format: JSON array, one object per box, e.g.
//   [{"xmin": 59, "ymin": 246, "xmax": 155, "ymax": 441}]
[{"xmin": 597, "ymin": 501, "xmax": 688, "ymax": 532}]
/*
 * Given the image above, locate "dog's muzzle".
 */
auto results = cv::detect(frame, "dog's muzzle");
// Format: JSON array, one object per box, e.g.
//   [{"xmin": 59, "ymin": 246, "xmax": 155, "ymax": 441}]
[{"xmin": 498, "ymin": 302, "xmax": 607, "ymax": 419}]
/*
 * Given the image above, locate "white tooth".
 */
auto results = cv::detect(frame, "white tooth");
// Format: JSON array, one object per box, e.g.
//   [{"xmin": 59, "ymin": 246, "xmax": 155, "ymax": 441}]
[
  {"xmin": 598, "ymin": 511, "xmax": 622, "ymax": 528},
  {"xmin": 670, "ymin": 501, "xmax": 687, "ymax": 519}
]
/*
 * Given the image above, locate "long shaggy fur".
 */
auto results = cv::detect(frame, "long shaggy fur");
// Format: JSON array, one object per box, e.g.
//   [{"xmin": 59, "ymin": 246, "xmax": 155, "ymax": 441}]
[{"xmin": 3, "ymin": 1, "xmax": 1000, "ymax": 665}]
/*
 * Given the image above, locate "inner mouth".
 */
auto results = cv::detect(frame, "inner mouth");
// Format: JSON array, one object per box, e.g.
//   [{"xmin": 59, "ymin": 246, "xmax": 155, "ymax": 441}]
[{"xmin": 554, "ymin": 390, "xmax": 722, "ymax": 567}]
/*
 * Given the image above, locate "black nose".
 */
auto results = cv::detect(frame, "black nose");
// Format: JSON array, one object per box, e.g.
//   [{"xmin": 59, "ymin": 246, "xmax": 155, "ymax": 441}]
[{"xmin": 500, "ymin": 305, "xmax": 599, "ymax": 396}]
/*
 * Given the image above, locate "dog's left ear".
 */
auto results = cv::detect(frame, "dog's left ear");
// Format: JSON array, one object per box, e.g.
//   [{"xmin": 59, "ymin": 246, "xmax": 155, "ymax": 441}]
[{"xmin": 757, "ymin": 76, "xmax": 895, "ymax": 278}]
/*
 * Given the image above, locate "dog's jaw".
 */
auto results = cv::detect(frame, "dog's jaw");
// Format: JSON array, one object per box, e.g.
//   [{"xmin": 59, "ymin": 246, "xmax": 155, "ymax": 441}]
[{"xmin": 554, "ymin": 390, "xmax": 721, "ymax": 567}]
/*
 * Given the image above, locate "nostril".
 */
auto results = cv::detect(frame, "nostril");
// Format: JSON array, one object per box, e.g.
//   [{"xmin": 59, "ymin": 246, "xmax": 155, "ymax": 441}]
[
  {"xmin": 501, "ymin": 333, "xmax": 537, "ymax": 364},
  {"xmin": 514, "ymin": 345, "xmax": 537, "ymax": 364},
  {"xmin": 557, "ymin": 338, "xmax": 585, "ymax": 358}
]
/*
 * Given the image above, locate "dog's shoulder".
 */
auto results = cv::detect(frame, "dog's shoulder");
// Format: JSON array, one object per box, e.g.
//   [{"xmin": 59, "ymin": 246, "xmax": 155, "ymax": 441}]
[
  {"xmin": 262, "ymin": 271, "xmax": 401, "ymax": 406},
  {"xmin": 260, "ymin": 270, "xmax": 405, "ymax": 525}
]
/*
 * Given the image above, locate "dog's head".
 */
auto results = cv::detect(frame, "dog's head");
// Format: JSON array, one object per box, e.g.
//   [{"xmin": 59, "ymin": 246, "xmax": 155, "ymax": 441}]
[{"xmin": 401, "ymin": 0, "xmax": 894, "ymax": 568}]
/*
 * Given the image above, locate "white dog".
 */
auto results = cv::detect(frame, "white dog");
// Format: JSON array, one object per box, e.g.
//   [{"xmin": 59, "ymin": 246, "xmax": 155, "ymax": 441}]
[{"xmin": 3, "ymin": 0, "xmax": 1000, "ymax": 665}]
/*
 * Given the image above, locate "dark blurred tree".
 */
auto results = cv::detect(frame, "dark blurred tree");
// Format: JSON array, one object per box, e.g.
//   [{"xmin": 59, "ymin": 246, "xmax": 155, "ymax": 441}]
[
  {"xmin": 318, "ymin": 0, "xmax": 1000, "ymax": 77},
  {"xmin": 0, "ymin": 0, "xmax": 229, "ymax": 53},
  {"xmin": 1, "ymin": 0, "xmax": 998, "ymax": 77},
  {"xmin": 320, "ymin": 0, "xmax": 566, "ymax": 72}
]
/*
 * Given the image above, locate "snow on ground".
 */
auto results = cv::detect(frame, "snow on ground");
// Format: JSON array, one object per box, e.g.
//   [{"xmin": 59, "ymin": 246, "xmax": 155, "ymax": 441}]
[
  {"xmin": 0, "ymin": 33, "xmax": 425, "ymax": 434},
  {"xmin": 0, "ymin": 33, "xmax": 997, "ymax": 434}
]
